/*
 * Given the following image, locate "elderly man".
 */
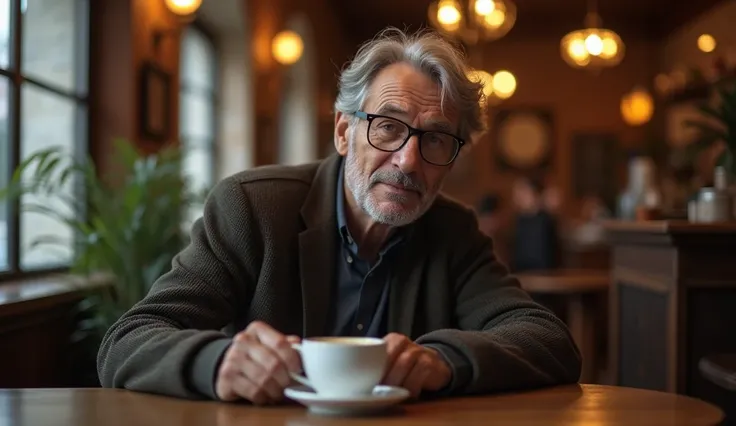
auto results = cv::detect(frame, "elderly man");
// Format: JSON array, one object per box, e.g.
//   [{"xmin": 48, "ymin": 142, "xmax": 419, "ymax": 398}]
[{"xmin": 97, "ymin": 28, "xmax": 581, "ymax": 404}]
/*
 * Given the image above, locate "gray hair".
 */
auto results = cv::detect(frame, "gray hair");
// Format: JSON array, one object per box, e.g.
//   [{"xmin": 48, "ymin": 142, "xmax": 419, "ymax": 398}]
[{"xmin": 334, "ymin": 27, "xmax": 487, "ymax": 144}]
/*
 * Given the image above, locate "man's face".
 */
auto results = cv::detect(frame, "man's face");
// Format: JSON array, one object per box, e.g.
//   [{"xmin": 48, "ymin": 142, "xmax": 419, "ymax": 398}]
[{"xmin": 334, "ymin": 63, "xmax": 458, "ymax": 226}]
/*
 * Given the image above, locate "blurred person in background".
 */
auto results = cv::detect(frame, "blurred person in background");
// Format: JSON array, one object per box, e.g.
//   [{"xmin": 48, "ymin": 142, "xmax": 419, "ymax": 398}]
[{"xmin": 510, "ymin": 176, "xmax": 561, "ymax": 272}]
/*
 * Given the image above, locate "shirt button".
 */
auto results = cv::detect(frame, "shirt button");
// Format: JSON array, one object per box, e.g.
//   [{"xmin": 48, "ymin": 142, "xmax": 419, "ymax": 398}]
[
  {"xmin": 346, "ymin": 255, "xmax": 353, "ymax": 263},
  {"xmin": 356, "ymin": 324, "xmax": 364, "ymax": 331}
]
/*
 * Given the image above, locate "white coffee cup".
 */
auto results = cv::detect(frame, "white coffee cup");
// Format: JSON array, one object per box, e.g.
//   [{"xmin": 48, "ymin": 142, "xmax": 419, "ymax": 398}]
[{"xmin": 290, "ymin": 337, "xmax": 388, "ymax": 397}]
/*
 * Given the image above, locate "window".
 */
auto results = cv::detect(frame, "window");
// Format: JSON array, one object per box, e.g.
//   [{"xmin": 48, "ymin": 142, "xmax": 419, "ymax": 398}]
[
  {"xmin": 179, "ymin": 25, "xmax": 217, "ymax": 225},
  {"xmin": 0, "ymin": 0, "xmax": 89, "ymax": 274}
]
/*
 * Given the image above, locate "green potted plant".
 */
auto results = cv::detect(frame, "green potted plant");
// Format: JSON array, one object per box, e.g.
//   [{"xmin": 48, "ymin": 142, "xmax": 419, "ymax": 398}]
[{"xmin": 0, "ymin": 138, "xmax": 207, "ymax": 386}]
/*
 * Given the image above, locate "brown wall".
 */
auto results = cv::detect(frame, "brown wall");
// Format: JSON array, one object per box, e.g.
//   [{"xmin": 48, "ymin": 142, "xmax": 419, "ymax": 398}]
[{"xmin": 441, "ymin": 38, "xmax": 661, "ymax": 219}]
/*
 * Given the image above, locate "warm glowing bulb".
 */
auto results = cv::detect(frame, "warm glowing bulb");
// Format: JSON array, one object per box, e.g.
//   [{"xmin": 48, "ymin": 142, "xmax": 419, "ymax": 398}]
[
  {"xmin": 437, "ymin": 1, "xmax": 461, "ymax": 25},
  {"xmin": 272, "ymin": 30, "xmax": 304, "ymax": 65},
  {"xmin": 600, "ymin": 37, "xmax": 618, "ymax": 58},
  {"xmin": 697, "ymin": 34, "xmax": 716, "ymax": 53},
  {"xmin": 474, "ymin": 0, "xmax": 495, "ymax": 16},
  {"xmin": 492, "ymin": 70, "xmax": 516, "ymax": 99},
  {"xmin": 164, "ymin": 0, "xmax": 202, "ymax": 16},
  {"xmin": 621, "ymin": 88, "xmax": 654, "ymax": 126},
  {"xmin": 585, "ymin": 34, "xmax": 603, "ymax": 56},
  {"xmin": 568, "ymin": 38, "xmax": 588, "ymax": 60},
  {"xmin": 484, "ymin": 9, "xmax": 505, "ymax": 28}
]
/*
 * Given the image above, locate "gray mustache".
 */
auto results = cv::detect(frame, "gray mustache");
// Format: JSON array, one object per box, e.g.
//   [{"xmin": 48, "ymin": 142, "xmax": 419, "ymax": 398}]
[{"xmin": 370, "ymin": 169, "xmax": 425, "ymax": 193}]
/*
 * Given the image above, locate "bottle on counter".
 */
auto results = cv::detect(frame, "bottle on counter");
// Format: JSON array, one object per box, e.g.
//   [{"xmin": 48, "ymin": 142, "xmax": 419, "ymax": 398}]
[
  {"xmin": 618, "ymin": 156, "xmax": 661, "ymax": 221},
  {"xmin": 696, "ymin": 166, "xmax": 733, "ymax": 223}
]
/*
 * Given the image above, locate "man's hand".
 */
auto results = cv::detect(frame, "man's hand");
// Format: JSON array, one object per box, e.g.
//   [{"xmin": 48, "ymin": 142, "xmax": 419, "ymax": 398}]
[
  {"xmin": 215, "ymin": 321, "xmax": 301, "ymax": 404},
  {"xmin": 381, "ymin": 333, "xmax": 452, "ymax": 398}
]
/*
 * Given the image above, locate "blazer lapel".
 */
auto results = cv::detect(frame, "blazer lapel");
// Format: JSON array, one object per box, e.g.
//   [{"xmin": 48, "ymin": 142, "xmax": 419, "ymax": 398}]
[
  {"xmin": 298, "ymin": 153, "xmax": 342, "ymax": 337},
  {"xmin": 388, "ymin": 222, "xmax": 428, "ymax": 337}
]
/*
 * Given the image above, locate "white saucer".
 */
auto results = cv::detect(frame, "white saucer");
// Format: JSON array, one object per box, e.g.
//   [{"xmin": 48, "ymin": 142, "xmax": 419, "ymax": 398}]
[{"xmin": 284, "ymin": 385, "xmax": 410, "ymax": 416}]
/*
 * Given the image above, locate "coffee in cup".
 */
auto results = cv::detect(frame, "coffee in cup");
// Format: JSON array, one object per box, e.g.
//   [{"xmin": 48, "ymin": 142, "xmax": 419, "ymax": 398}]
[{"xmin": 290, "ymin": 337, "xmax": 388, "ymax": 397}]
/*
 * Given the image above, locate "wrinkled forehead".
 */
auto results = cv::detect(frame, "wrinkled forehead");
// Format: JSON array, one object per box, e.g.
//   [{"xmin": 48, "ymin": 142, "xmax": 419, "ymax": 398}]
[{"xmin": 363, "ymin": 64, "xmax": 460, "ymax": 132}]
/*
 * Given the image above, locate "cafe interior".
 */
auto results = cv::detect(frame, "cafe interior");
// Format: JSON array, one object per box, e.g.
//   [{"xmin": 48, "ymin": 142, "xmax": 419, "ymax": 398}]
[{"xmin": 1, "ymin": 0, "xmax": 736, "ymax": 424}]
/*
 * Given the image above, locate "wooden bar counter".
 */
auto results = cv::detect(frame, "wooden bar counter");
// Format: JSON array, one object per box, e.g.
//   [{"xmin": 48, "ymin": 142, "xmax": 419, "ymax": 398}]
[{"xmin": 604, "ymin": 220, "xmax": 736, "ymax": 413}]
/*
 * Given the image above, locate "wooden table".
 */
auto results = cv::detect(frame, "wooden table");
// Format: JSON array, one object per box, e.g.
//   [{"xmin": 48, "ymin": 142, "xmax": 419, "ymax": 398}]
[
  {"xmin": 603, "ymin": 221, "xmax": 736, "ymax": 400},
  {"xmin": 0, "ymin": 384, "xmax": 722, "ymax": 425},
  {"xmin": 517, "ymin": 269, "xmax": 610, "ymax": 384}
]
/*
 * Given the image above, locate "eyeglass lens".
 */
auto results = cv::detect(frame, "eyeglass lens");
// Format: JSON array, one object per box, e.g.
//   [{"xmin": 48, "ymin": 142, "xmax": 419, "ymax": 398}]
[{"xmin": 368, "ymin": 116, "xmax": 459, "ymax": 165}]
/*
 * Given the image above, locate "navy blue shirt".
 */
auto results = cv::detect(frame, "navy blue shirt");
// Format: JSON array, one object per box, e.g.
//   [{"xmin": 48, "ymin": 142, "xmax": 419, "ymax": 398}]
[{"xmin": 328, "ymin": 160, "xmax": 406, "ymax": 337}]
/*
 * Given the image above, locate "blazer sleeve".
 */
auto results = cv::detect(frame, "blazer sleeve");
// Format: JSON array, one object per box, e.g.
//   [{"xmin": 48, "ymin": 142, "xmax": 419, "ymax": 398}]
[
  {"xmin": 96, "ymin": 176, "xmax": 259, "ymax": 400},
  {"xmin": 415, "ymin": 212, "xmax": 582, "ymax": 395}
]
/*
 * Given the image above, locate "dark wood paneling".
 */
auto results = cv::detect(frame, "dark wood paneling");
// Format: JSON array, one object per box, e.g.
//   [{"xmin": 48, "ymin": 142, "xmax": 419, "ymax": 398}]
[
  {"xmin": 617, "ymin": 283, "xmax": 668, "ymax": 390},
  {"xmin": 613, "ymin": 246, "xmax": 677, "ymax": 280},
  {"xmin": 0, "ymin": 304, "xmax": 77, "ymax": 388},
  {"xmin": 606, "ymin": 221, "xmax": 736, "ymax": 424},
  {"xmin": 0, "ymin": 275, "xmax": 105, "ymax": 388}
]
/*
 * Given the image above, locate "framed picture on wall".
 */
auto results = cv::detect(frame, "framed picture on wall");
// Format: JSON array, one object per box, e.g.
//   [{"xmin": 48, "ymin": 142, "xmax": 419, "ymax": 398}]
[
  {"xmin": 571, "ymin": 132, "xmax": 619, "ymax": 209},
  {"xmin": 491, "ymin": 107, "xmax": 554, "ymax": 172},
  {"xmin": 139, "ymin": 61, "xmax": 171, "ymax": 142}
]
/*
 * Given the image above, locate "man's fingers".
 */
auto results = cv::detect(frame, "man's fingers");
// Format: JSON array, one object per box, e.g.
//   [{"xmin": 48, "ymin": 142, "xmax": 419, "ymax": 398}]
[
  {"xmin": 402, "ymin": 355, "xmax": 433, "ymax": 398},
  {"xmin": 218, "ymin": 323, "xmax": 306, "ymax": 405},
  {"xmin": 384, "ymin": 348, "xmax": 421, "ymax": 386},
  {"xmin": 230, "ymin": 372, "xmax": 273, "ymax": 405},
  {"xmin": 383, "ymin": 333, "xmax": 411, "ymax": 376},
  {"xmin": 216, "ymin": 354, "xmax": 273, "ymax": 404},
  {"xmin": 271, "ymin": 338, "xmax": 302, "ymax": 374},
  {"xmin": 247, "ymin": 321, "xmax": 286, "ymax": 346},
  {"xmin": 246, "ymin": 322, "xmax": 302, "ymax": 374},
  {"xmin": 248, "ymin": 344, "xmax": 292, "ymax": 389},
  {"xmin": 240, "ymin": 355, "xmax": 286, "ymax": 402}
]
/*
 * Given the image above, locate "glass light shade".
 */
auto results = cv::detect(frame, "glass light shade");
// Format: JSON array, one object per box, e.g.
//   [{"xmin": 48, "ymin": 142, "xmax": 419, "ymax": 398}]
[
  {"xmin": 697, "ymin": 34, "xmax": 716, "ymax": 53},
  {"xmin": 272, "ymin": 31, "xmax": 304, "ymax": 65},
  {"xmin": 620, "ymin": 88, "xmax": 654, "ymax": 126},
  {"xmin": 492, "ymin": 70, "xmax": 516, "ymax": 99},
  {"xmin": 164, "ymin": 0, "xmax": 202, "ymax": 16},
  {"xmin": 428, "ymin": 0, "xmax": 517, "ymax": 45},
  {"xmin": 560, "ymin": 28, "xmax": 625, "ymax": 69}
]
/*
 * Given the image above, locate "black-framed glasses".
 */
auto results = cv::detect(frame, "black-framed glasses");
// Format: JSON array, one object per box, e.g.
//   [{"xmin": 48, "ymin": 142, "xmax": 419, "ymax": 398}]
[{"xmin": 354, "ymin": 111, "xmax": 465, "ymax": 166}]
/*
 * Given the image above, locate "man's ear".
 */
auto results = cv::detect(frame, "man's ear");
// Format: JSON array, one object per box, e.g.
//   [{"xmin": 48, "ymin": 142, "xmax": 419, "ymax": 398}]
[{"xmin": 334, "ymin": 111, "xmax": 350, "ymax": 155}]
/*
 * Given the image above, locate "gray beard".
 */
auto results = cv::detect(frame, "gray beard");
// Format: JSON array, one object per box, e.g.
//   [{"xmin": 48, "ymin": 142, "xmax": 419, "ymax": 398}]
[{"xmin": 343, "ymin": 135, "xmax": 438, "ymax": 227}]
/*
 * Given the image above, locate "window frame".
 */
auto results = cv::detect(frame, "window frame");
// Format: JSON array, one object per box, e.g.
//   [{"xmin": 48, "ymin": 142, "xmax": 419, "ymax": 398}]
[
  {"xmin": 0, "ymin": 0, "xmax": 90, "ymax": 280},
  {"xmin": 179, "ymin": 20, "xmax": 219, "ymax": 192}
]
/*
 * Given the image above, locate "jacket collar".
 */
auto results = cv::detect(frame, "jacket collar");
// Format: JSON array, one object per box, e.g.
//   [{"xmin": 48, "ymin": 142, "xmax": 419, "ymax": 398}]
[{"xmin": 298, "ymin": 153, "xmax": 342, "ymax": 337}]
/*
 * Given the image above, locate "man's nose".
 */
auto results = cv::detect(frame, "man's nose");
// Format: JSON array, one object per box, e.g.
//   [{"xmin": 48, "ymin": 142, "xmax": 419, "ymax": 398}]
[{"xmin": 393, "ymin": 135, "xmax": 422, "ymax": 175}]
